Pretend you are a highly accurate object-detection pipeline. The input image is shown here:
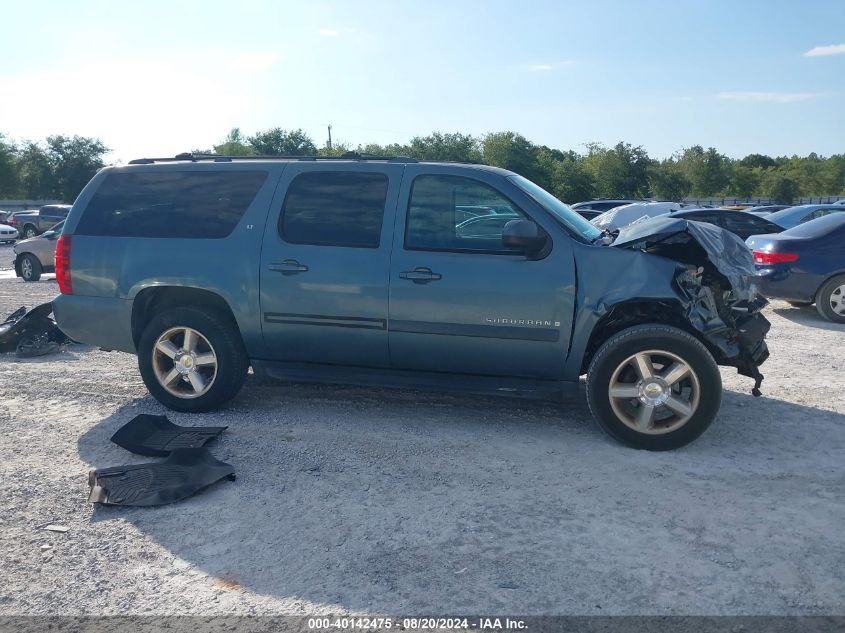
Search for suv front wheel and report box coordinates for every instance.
[586,324,722,450]
[138,307,249,412]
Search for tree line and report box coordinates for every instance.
[0,134,109,202]
[2,128,843,205]
[203,128,845,204]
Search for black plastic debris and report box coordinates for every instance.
[88,448,235,506]
[0,302,71,357]
[111,414,228,457]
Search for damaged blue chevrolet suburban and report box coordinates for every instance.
[53,154,770,450]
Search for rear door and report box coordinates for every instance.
[387,165,575,379]
[258,163,403,367]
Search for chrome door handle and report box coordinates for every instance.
[399,267,442,284]
[269,259,309,275]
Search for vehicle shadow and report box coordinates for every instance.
[771,303,845,332]
[76,380,845,613]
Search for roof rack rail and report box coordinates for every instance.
[128,152,419,165]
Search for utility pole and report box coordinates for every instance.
[327,124,332,151]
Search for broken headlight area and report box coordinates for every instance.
[613,217,771,395]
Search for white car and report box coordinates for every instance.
[833,199,845,206]
[590,202,683,232]
[0,223,19,243]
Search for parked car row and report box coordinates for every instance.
[747,214,845,323]
[4,204,71,239]
[0,223,18,243]
[13,220,65,281]
[571,198,845,324]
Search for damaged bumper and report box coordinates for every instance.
[0,302,71,357]
[612,216,771,394]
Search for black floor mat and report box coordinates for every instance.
[88,448,235,506]
[110,414,227,457]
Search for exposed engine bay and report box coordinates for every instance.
[610,216,770,395]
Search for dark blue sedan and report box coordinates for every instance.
[746,213,845,322]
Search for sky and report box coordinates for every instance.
[1,0,843,163]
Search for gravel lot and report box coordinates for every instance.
[1,242,844,616]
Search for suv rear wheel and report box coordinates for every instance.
[137,307,249,412]
[586,325,722,450]
[22,224,37,239]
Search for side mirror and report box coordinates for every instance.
[502,219,548,257]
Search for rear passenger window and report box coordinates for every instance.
[76,170,268,238]
[280,172,388,248]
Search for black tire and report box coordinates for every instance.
[19,254,42,282]
[137,307,249,412]
[815,275,845,323]
[22,225,37,239]
[787,300,812,307]
[586,324,722,451]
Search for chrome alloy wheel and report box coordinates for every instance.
[829,283,845,316]
[152,326,218,399]
[608,350,701,435]
[20,257,33,279]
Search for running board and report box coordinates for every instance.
[251,359,578,400]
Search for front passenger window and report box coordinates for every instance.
[405,175,526,253]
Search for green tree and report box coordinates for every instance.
[46,135,108,201]
[482,132,541,181]
[649,160,692,201]
[408,132,481,162]
[584,142,652,198]
[739,153,776,170]
[762,170,800,204]
[677,146,731,197]
[0,134,19,197]
[535,147,594,202]
[17,141,58,199]
[248,128,317,155]
[214,128,254,156]
[728,165,761,198]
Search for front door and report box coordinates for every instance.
[259,163,403,367]
[388,166,575,379]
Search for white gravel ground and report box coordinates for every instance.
[0,242,844,616]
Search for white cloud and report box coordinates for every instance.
[803,43,845,57]
[522,60,575,72]
[717,91,824,103]
[226,51,280,73]
[318,28,339,37]
[0,53,273,161]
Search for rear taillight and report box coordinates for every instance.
[752,250,799,265]
[8,217,16,226]
[55,234,73,294]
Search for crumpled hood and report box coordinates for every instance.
[612,216,757,300]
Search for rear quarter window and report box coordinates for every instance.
[75,170,268,238]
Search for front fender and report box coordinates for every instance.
[565,245,681,377]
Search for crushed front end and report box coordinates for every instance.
[612,217,770,395]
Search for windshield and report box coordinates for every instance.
[764,205,809,222]
[782,213,845,238]
[508,175,602,242]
